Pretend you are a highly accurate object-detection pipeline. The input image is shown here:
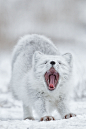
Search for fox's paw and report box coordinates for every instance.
[63,113,76,119]
[40,116,55,121]
[24,117,35,120]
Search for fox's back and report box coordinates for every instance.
[12,34,60,72]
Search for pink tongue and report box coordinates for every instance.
[49,75,55,88]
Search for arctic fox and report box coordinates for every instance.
[11,34,76,121]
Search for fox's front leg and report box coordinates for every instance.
[23,105,35,120]
[35,98,55,121]
[57,100,76,119]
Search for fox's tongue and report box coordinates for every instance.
[49,75,55,89]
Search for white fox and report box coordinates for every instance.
[11,34,76,121]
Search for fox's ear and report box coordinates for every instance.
[33,51,44,64]
[63,53,72,66]
[34,51,44,59]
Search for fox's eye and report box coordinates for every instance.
[45,61,47,64]
[59,62,61,64]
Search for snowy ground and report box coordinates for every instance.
[0,115,86,129]
[0,54,86,129]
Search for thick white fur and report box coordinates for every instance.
[11,34,74,120]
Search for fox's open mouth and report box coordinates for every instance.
[44,67,59,91]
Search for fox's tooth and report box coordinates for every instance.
[48,79,49,84]
[55,79,57,84]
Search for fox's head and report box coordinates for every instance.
[32,51,72,91]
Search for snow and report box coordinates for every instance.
[0,115,86,129]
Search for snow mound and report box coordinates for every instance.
[0,115,86,129]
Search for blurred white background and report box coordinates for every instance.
[0,0,86,120]
[0,0,86,52]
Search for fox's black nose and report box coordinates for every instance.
[50,61,55,65]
